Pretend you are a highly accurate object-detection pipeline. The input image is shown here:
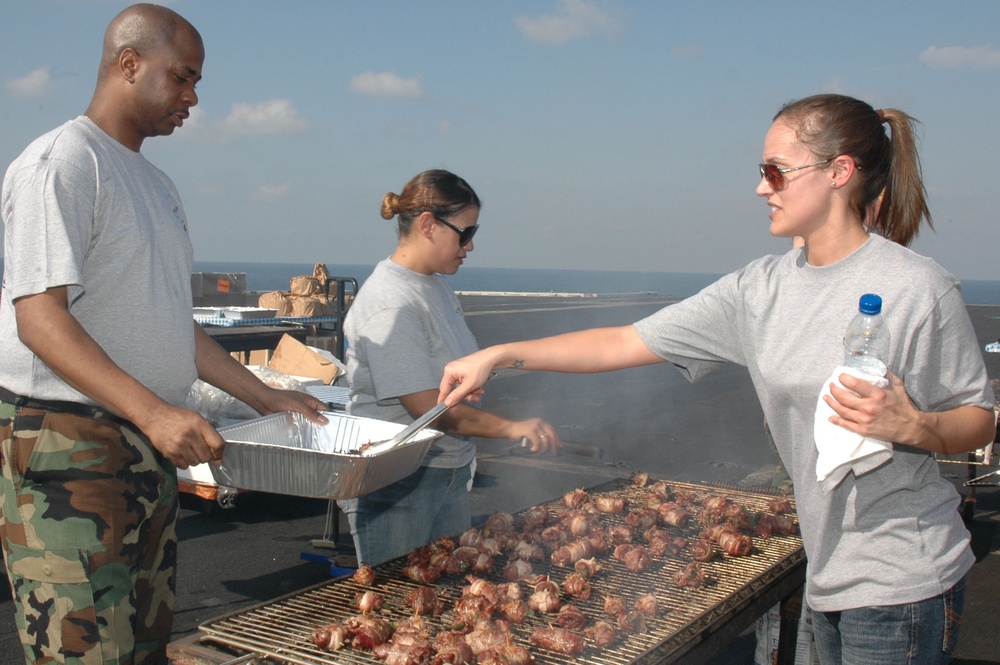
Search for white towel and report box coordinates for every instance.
[814,365,893,492]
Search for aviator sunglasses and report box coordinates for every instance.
[435,216,479,247]
[758,158,833,191]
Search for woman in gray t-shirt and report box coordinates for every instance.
[340,169,560,566]
[437,96,995,665]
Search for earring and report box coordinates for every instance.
[831,180,837,188]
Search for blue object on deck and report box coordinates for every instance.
[300,551,355,578]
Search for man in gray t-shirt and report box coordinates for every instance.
[0,6,324,663]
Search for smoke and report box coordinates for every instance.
[463,295,774,490]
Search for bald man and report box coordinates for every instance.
[0,5,325,663]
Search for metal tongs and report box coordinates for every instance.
[361,401,450,456]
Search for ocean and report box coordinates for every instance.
[193,261,727,299]
[190,260,1000,306]
[1,257,998,304]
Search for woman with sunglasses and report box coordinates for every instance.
[338,169,560,566]
[438,95,994,664]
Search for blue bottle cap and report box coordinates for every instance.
[858,293,882,315]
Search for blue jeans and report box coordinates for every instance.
[339,463,472,565]
[811,577,966,665]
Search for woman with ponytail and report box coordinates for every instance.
[439,95,994,664]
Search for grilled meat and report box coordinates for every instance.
[528,627,585,656]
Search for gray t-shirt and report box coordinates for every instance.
[344,258,479,468]
[0,117,197,407]
[634,235,993,612]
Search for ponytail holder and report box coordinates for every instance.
[875,109,886,123]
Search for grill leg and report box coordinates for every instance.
[777,586,804,665]
[962,451,978,521]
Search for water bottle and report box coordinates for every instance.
[843,293,890,377]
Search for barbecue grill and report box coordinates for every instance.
[171,478,804,665]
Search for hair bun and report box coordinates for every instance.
[380,192,400,220]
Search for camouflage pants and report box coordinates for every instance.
[0,399,178,665]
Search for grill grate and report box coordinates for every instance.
[198,478,803,665]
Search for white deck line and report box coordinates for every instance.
[455,290,597,298]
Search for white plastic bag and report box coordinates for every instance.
[185,366,310,427]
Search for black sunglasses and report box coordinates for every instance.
[758,158,833,191]
[434,216,479,247]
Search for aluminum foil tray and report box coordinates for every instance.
[193,306,278,320]
[211,411,440,500]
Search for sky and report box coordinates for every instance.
[2,1,999,280]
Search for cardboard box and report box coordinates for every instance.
[244,365,325,387]
[267,334,345,385]
[243,349,271,366]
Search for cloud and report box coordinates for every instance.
[220,99,308,135]
[182,106,206,131]
[6,66,54,98]
[515,0,623,45]
[350,71,423,99]
[919,45,1000,70]
[252,182,292,202]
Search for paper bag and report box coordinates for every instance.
[257,290,292,316]
[289,276,320,296]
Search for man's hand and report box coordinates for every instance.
[257,387,329,424]
[139,388,328,469]
[138,403,227,469]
